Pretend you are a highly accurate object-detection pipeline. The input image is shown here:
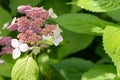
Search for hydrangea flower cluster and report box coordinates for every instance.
[0,5,63,59]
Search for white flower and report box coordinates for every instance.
[42,25,63,46]
[53,26,63,46]
[11,39,29,59]
[0,59,4,64]
[53,35,63,46]
[48,8,58,18]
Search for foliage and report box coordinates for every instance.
[0,0,120,80]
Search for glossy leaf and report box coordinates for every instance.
[77,0,120,12]
[81,65,116,80]
[11,56,39,80]
[52,58,95,80]
[55,13,108,36]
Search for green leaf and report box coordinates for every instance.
[76,0,120,12]
[107,9,120,22]
[95,43,107,58]
[70,5,81,13]
[97,56,112,64]
[43,0,71,16]
[55,13,107,36]
[57,28,94,59]
[10,0,42,16]
[0,7,12,36]
[0,62,13,77]
[37,54,50,75]
[81,65,116,80]
[103,25,120,77]
[0,76,4,80]
[52,58,95,80]
[37,53,58,75]
[11,56,39,80]
[69,0,82,13]
[1,54,16,64]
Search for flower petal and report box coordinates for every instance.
[11,39,19,48]
[50,13,58,18]
[0,59,5,64]
[12,48,21,59]
[54,25,62,37]
[53,35,63,46]
[48,8,58,18]
[19,43,29,52]
[11,17,16,25]
[42,35,52,41]
[3,22,9,29]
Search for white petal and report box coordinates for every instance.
[48,8,53,15]
[50,13,58,18]
[53,39,59,46]
[19,43,29,52]
[0,59,5,64]
[11,39,20,48]
[48,8,57,18]
[2,22,9,29]
[11,17,16,25]
[58,35,63,42]
[54,26,62,37]
[53,36,63,46]
[12,48,21,59]
[42,35,52,41]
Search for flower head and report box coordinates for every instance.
[11,39,29,59]
[6,5,63,59]
[0,37,13,55]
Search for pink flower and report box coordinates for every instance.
[0,37,13,54]
[17,30,41,44]
[17,5,32,13]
